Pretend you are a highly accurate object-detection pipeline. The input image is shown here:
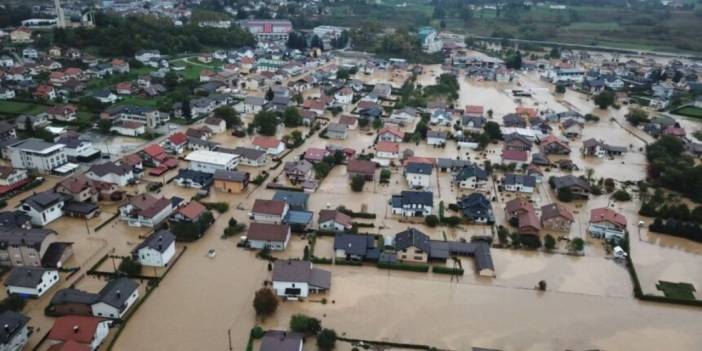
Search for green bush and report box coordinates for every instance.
[317,329,337,351]
[337,206,376,219]
[202,202,229,213]
[250,326,265,339]
[425,215,439,227]
[612,190,632,202]
[432,266,464,275]
[118,257,142,276]
[290,314,322,335]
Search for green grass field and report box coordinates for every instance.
[0,101,49,116]
[671,106,702,119]
[115,96,162,108]
[656,281,697,300]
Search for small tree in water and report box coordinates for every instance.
[253,288,278,317]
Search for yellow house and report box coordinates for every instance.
[213,169,249,194]
[10,27,32,43]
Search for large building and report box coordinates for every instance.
[185,150,239,174]
[8,138,68,173]
[418,26,442,53]
[241,20,292,44]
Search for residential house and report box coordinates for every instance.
[252,136,285,156]
[391,191,433,217]
[110,121,145,137]
[387,107,417,124]
[93,90,117,104]
[33,85,56,100]
[85,162,134,187]
[504,197,534,221]
[303,148,328,164]
[503,173,536,193]
[47,316,111,351]
[539,135,571,155]
[132,230,176,267]
[247,223,291,251]
[326,123,348,140]
[503,133,532,152]
[119,194,175,227]
[461,115,486,132]
[561,118,584,139]
[551,175,591,198]
[541,203,574,232]
[251,199,289,224]
[4,266,59,298]
[0,311,29,351]
[318,210,352,232]
[0,166,29,196]
[174,169,213,189]
[0,226,57,267]
[271,260,331,299]
[501,150,529,167]
[56,135,101,162]
[55,175,100,203]
[164,132,188,155]
[457,193,494,224]
[227,147,268,167]
[18,191,65,226]
[589,207,627,240]
[378,128,405,144]
[430,109,452,126]
[375,142,400,159]
[503,114,526,128]
[346,159,376,180]
[212,170,249,193]
[90,277,139,319]
[10,27,32,43]
[454,163,487,190]
[426,130,448,146]
[338,115,358,130]
[283,160,313,183]
[517,209,541,234]
[404,162,432,189]
[334,233,379,261]
[203,117,226,133]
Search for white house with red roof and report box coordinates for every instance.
[252,136,285,156]
[163,132,188,154]
[377,127,404,143]
[375,141,400,159]
[589,207,627,240]
[501,149,529,167]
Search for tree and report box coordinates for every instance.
[538,280,547,291]
[483,121,502,140]
[214,106,241,128]
[98,119,112,134]
[593,91,615,109]
[585,168,595,182]
[290,314,322,336]
[555,85,566,94]
[164,71,179,89]
[569,238,585,253]
[372,118,383,129]
[265,87,274,101]
[118,257,142,276]
[438,201,445,221]
[310,34,324,50]
[549,46,561,59]
[544,234,556,251]
[314,162,332,179]
[252,111,279,136]
[350,175,366,192]
[253,288,278,316]
[317,329,337,351]
[425,215,439,227]
[557,187,574,202]
[282,107,303,127]
[625,107,649,126]
[505,51,523,69]
[612,190,632,202]
[182,99,192,120]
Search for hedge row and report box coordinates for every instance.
[311,257,333,264]
[335,259,362,266]
[338,207,377,219]
[432,266,464,275]
[376,262,429,272]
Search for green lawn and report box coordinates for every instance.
[86,66,155,91]
[115,96,162,108]
[0,101,49,116]
[656,281,697,300]
[671,106,702,119]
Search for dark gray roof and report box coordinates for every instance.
[0,227,54,249]
[213,169,249,182]
[458,193,494,221]
[272,260,331,289]
[405,162,433,175]
[41,242,73,268]
[62,200,99,216]
[455,164,487,181]
[132,230,175,254]
[88,162,131,177]
[334,233,377,258]
[436,158,471,170]
[4,266,54,288]
[426,130,447,139]
[395,191,433,207]
[394,228,431,252]
[552,175,591,191]
[531,153,550,166]
[21,191,64,211]
[0,311,29,344]
[97,278,138,311]
[273,190,309,211]
[9,138,56,152]
[0,211,31,229]
[50,288,99,306]
[504,173,536,187]
[260,331,304,351]
[231,146,266,160]
[175,169,213,186]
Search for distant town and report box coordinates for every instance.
[0,1,702,351]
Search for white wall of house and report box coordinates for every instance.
[405,173,431,189]
[6,270,59,297]
[319,220,345,232]
[0,325,29,351]
[392,205,433,217]
[458,177,487,190]
[272,280,309,298]
[91,289,139,319]
[20,202,63,226]
[504,184,534,193]
[135,243,175,267]
[85,171,133,187]
[252,211,286,224]
[248,237,289,251]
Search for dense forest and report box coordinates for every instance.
[52,13,256,57]
[646,136,702,202]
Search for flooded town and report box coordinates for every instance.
[1,1,702,351]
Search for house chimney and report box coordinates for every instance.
[3,324,9,331]
[73,325,79,333]
[116,290,121,298]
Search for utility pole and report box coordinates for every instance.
[227,329,232,350]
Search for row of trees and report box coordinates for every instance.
[53,13,255,57]
[646,136,702,202]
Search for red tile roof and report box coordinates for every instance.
[168,132,188,145]
[143,144,165,158]
[247,222,290,242]
[501,150,528,162]
[318,209,352,228]
[346,159,376,175]
[590,207,627,228]
[252,199,287,216]
[48,316,107,345]
[48,340,91,351]
[252,136,282,149]
[465,105,484,115]
[376,141,399,153]
[378,127,404,139]
[177,201,206,221]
